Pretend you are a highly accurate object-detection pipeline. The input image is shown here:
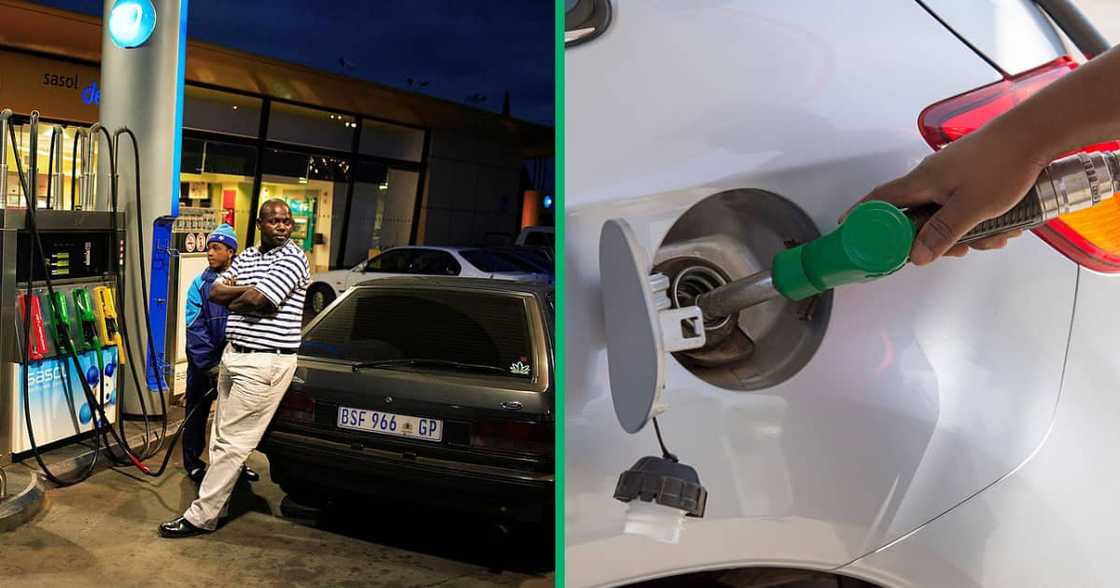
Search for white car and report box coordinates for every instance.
[517,225,555,248]
[305,246,550,315]
[565,1,1120,587]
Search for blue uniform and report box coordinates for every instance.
[183,267,229,474]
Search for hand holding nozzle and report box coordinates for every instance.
[695,149,1120,321]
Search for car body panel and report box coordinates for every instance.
[921,0,1065,74]
[841,267,1120,587]
[564,1,1079,585]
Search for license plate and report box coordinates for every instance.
[337,406,443,442]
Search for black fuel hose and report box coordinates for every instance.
[10,116,151,479]
[10,118,210,482]
[11,114,101,485]
[115,127,170,456]
[92,125,158,462]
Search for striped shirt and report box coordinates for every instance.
[221,240,309,350]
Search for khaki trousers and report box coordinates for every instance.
[183,344,297,530]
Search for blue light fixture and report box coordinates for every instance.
[543,194,554,209]
[109,0,157,49]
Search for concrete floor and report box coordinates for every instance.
[0,441,551,587]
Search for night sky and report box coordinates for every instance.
[33,0,555,126]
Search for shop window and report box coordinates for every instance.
[179,137,258,247]
[5,122,94,210]
[181,138,256,177]
[183,86,262,138]
[359,119,424,162]
[338,161,419,268]
[267,102,355,152]
[261,149,351,272]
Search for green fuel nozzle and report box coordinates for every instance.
[49,291,76,350]
[73,288,100,350]
[773,200,914,301]
[694,148,1120,322]
[694,200,914,318]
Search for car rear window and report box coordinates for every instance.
[302,288,535,379]
[460,249,532,274]
[523,232,553,247]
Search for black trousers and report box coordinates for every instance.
[182,364,217,473]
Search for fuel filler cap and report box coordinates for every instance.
[599,218,706,434]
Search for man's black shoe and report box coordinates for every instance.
[187,466,206,484]
[158,516,212,538]
[241,465,260,482]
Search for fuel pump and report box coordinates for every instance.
[0,110,222,487]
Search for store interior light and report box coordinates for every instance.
[108,0,157,49]
[543,195,553,209]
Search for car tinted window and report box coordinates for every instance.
[365,249,412,273]
[493,249,551,273]
[461,249,532,273]
[524,232,554,247]
[303,289,535,379]
[410,251,461,275]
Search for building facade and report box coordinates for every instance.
[0,0,552,272]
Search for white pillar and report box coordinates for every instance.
[98,0,188,415]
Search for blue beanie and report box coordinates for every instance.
[207,223,238,252]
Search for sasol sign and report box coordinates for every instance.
[39,72,101,106]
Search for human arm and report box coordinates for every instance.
[860,46,1120,265]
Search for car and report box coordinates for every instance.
[304,245,551,316]
[261,277,555,527]
[485,245,555,277]
[565,1,1120,587]
[516,226,554,249]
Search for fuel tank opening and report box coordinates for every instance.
[653,189,832,391]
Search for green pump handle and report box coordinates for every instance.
[772,200,918,301]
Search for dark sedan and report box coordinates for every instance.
[260,277,554,524]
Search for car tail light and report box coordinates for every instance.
[918,56,1120,272]
[471,419,553,454]
[276,388,315,423]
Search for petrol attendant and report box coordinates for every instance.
[181,223,259,485]
[159,199,309,538]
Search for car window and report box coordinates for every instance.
[461,249,534,273]
[409,250,461,276]
[364,249,413,273]
[493,250,551,273]
[303,289,535,379]
[524,232,554,247]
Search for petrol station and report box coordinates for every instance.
[0,0,547,529]
[0,6,202,528]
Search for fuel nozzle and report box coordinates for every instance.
[18,293,49,361]
[93,286,123,352]
[694,149,1120,322]
[73,288,100,351]
[49,291,78,351]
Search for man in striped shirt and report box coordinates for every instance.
[160,198,309,538]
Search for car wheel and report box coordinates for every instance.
[305,284,335,317]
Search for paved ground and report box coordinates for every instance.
[0,435,551,587]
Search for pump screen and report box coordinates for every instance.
[17,232,115,282]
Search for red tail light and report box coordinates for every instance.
[277,388,315,423]
[918,56,1120,272]
[471,419,553,454]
